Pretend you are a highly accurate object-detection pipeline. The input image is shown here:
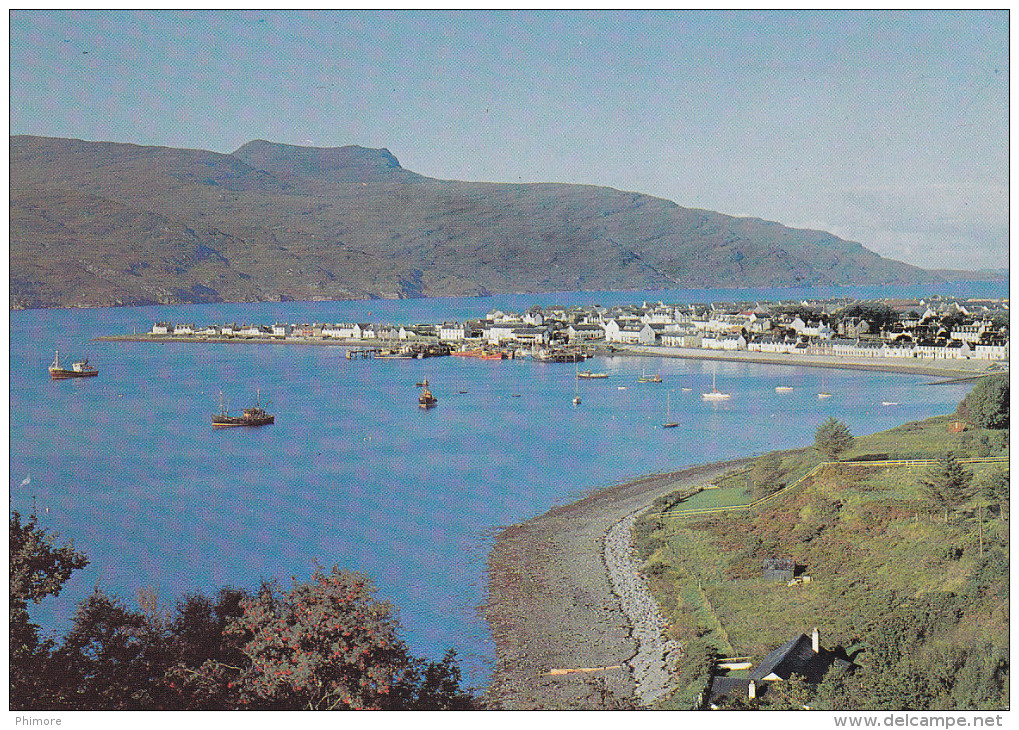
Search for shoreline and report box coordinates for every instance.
[482,458,752,709]
[605,344,1003,379]
[94,335,1003,379]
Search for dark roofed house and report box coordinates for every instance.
[708,627,856,707]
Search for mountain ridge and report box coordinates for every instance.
[9,136,1002,310]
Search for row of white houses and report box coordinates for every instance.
[150,319,1008,361]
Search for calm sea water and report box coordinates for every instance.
[8,283,1004,686]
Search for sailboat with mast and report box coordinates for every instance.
[701,370,731,401]
[637,368,662,383]
[662,392,678,428]
[817,371,833,399]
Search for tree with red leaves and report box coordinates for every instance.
[176,566,479,710]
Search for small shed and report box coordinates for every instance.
[763,558,796,582]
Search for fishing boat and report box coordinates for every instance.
[48,351,98,379]
[662,392,679,428]
[637,369,662,383]
[418,380,438,409]
[702,371,731,401]
[577,370,609,379]
[212,391,274,427]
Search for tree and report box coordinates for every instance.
[11,539,480,710]
[840,303,897,330]
[10,509,89,708]
[957,374,1009,429]
[978,468,1009,521]
[750,452,784,498]
[396,649,481,710]
[918,453,973,522]
[814,418,855,460]
[765,673,815,710]
[181,566,481,710]
[52,589,171,710]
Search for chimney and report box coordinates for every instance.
[748,679,756,700]
[812,626,820,653]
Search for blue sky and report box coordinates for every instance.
[9,9,1009,271]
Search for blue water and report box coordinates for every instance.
[8,282,1003,687]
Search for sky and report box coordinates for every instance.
[9,9,1009,272]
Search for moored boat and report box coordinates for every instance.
[577,370,609,379]
[702,371,731,401]
[418,380,438,408]
[637,369,662,383]
[49,351,98,379]
[213,391,274,427]
[662,392,679,428]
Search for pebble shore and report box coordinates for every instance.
[483,458,752,709]
[604,510,683,705]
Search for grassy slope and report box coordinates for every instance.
[635,413,1009,709]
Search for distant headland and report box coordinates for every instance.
[10,136,1004,310]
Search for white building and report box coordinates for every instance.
[605,321,654,345]
[567,324,605,342]
[439,322,466,342]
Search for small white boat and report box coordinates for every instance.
[881,401,898,406]
[817,372,832,399]
[702,371,730,401]
[775,386,794,393]
[617,386,627,390]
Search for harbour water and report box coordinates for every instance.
[8,283,1004,686]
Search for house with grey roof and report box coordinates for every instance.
[707,628,855,707]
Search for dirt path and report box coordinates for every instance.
[483,458,752,709]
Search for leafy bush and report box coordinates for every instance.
[815,418,855,460]
[957,374,1009,429]
[9,512,480,711]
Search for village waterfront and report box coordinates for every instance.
[9,283,1006,687]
